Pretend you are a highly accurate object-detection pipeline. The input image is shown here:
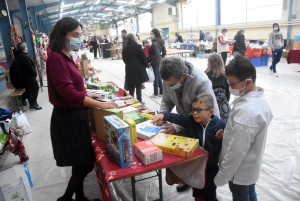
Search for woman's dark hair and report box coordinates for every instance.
[225,55,256,83]
[221,28,228,33]
[151,28,161,39]
[49,17,82,51]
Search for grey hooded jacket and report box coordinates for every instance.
[159,61,220,133]
[149,38,165,66]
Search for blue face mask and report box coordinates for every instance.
[65,36,82,51]
[150,35,154,39]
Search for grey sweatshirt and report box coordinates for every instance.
[149,38,165,66]
[268,30,283,50]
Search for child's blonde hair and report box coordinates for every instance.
[192,93,214,109]
[205,53,225,78]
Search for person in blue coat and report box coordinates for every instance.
[152,93,226,201]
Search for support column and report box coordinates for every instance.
[18,0,35,60]
[286,0,293,47]
[215,0,221,36]
[136,17,139,33]
[0,0,13,67]
[29,7,37,31]
[10,13,14,25]
[116,27,118,36]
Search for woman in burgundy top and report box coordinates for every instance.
[47,17,117,201]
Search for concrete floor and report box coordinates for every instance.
[0,50,299,201]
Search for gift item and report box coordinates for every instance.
[134,140,162,165]
[115,100,127,108]
[104,115,132,168]
[87,82,116,93]
[93,108,123,142]
[151,133,199,158]
[123,112,146,124]
[136,120,161,140]
[130,103,144,109]
[124,118,137,146]
[124,99,139,105]
[119,106,138,115]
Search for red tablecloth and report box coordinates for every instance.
[286,49,300,64]
[92,136,208,201]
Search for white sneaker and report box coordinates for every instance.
[150,94,158,98]
[273,72,279,77]
[268,69,273,75]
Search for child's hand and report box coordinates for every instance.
[151,114,164,126]
[216,129,224,139]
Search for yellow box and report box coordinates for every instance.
[151,133,199,158]
[124,118,137,146]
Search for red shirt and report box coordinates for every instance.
[46,51,86,108]
[143,45,150,57]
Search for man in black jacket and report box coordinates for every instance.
[175,32,183,43]
[15,42,42,110]
[9,61,28,106]
[233,29,246,56]
[90,37,99,59]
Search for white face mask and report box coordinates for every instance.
[229,81,246,96]
[274,27,278,31]
[169,82,182,90]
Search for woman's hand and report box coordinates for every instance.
[99,101,118,109]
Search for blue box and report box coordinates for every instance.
[261,55,269,66]
[104,115,132,168]
[251,57,262,67]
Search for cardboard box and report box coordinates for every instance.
[124,118,137,146]
[123,112,146,124]
[134,140,162,165]
[104,115,132,168]
[93,108,123,142]
[136,120,161,140]
[151,133,199,158]
[80,60,89,77]
[115,100,127,108]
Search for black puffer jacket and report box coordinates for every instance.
[233,31,246,55]
[15,50,37,81]
[9,60,25,88]
[122,39,149,85]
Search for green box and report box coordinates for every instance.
[123,112,146,124]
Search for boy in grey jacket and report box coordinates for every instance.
[268,22,283,77]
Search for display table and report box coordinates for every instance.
[286,49,300,65]
[106,48,122,60]
[166,49,193,60]
[92,137,208,201]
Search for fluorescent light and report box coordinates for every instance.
[96,13,105,16]
[158,0,166,2]
[142,5,151,8]
[61,1,64,6]
[61,12,69,15]
[78,19,80,21]
[74,1,85,5]
[60,8,63,12]
[62,3,72,8]
[95,0,100,4]
[89,6,93,11]
[93,17,101,20]
[71,10,79,13]
[116,0,127,3]
[59,14,62,17]
[118,6,124,9]
[104,8,114,10]
[84,13,87,16]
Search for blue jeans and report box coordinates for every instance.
[270,47,283,73]
[152,63,163,96]
[229,182,257,201]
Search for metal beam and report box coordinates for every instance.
[286,0,293,47]
[0,0,13,67]
[215,0,221,36]
[29,7,37,31]
[19,0,35,60]
[10,2,61,14]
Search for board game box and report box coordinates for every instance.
[134,140,163,165]
[136,120,162,140]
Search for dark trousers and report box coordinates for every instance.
[152,63,163,96]
[93,48,98,58]
[193,165,218,201]
[221,52,227,65]
[229,182,257,201]
[24,78,39,106]
[128,83,142,102]
[270,48,283,73]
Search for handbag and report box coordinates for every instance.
[147,67,155,83]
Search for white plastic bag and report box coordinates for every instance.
[10,112,32,134]
[0,163,33,201]
[147,67,155,83]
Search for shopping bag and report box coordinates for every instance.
[147,67,155,83]
[0,163,33,201]
[10,112,32,134]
